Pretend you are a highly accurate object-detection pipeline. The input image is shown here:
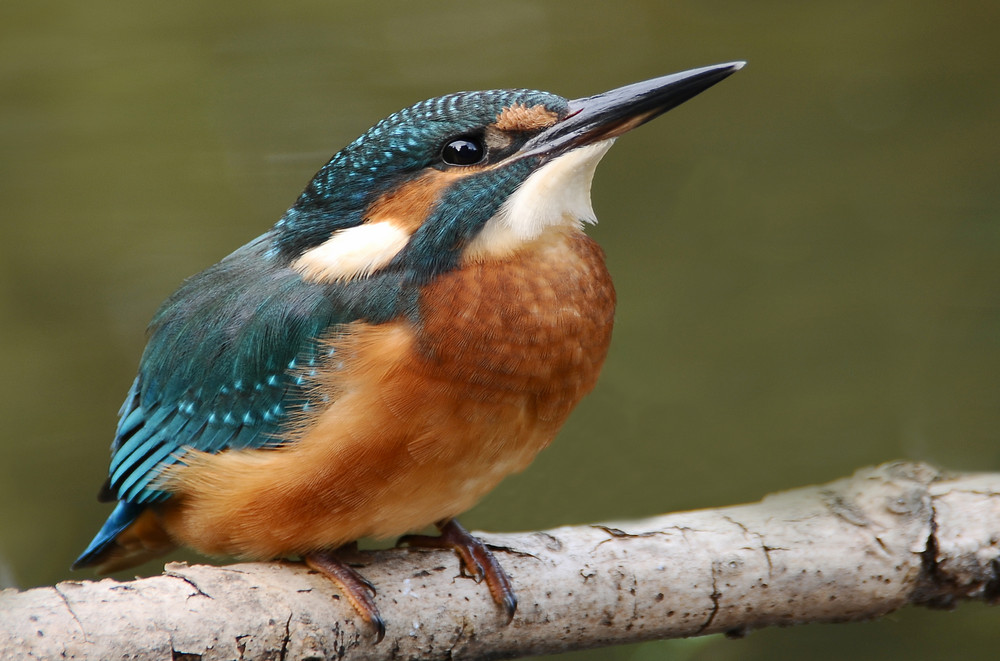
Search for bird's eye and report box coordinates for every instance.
[441,137,485,166]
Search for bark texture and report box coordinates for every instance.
[2,461,998,660]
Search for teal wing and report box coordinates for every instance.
[74,233,418,569]
[104,236,344,506]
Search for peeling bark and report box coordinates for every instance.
[2,462,998,660]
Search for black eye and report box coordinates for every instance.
[441,137,485,166]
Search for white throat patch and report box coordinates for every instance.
[465,139,615,260]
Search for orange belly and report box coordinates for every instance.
[159,227,615,559]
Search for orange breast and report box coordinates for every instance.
[160,227,615,559]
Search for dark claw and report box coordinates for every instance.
[356,572,378,596]
[305,549,385,643]
[499,590,518,623]
[370,613,386,644]
[399,518,518,622]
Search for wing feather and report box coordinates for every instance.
[104,235,344,505]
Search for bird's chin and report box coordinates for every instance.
[463,139,616,262]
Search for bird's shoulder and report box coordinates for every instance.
[105,235,366,503]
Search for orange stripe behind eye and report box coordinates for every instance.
[365,169,466,232]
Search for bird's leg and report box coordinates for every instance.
[305,544,385,643]
[399,518,517,621]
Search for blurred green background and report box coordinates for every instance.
[2,0,997,658]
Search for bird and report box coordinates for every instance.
[73,61,744,640]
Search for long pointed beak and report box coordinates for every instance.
[520,61,745,158]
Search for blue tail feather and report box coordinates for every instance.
[71,501,144,570]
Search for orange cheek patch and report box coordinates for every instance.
[365,169,466,232]
[493,103,559,132]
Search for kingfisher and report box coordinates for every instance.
[73,62,744,639]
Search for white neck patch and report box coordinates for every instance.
[292,220,410,283]
[465,139,615,260]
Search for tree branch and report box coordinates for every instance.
[3,461,998,660]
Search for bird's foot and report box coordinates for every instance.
[305,547,385,643]
[399,518,517,621]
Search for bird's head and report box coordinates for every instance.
[272,62,744,285]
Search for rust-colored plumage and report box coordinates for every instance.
[158,227,614,559]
